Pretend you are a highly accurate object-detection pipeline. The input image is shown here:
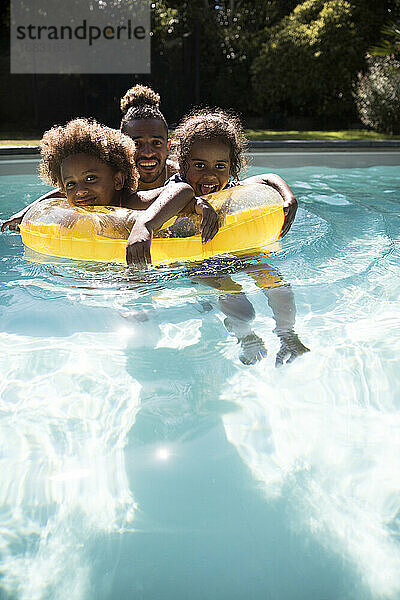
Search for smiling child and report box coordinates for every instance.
[170,108,297,237]
[38,118,217,265]
[166,108,308,366]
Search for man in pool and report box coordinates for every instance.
[1,85,298,237]
[119,84,178,190]
[1,90,308,366]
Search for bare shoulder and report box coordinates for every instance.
[166,158,179,178]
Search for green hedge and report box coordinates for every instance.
[354,55,400,134]
[251,0,370,123]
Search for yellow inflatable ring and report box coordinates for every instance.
[20,183,284,265]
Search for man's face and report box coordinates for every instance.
[123,118,170,189]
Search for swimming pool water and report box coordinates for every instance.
[0,156,400,600]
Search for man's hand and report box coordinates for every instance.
[195,198,219,243]
[1,188,64,234]
[126,218,153,268]
[1,215,23,233]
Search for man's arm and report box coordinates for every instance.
[241,173,298,238]
[1,188,64,232]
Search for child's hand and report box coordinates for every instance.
[240,173,298,238]
[195,198,219,243]
[280,193,298,239]
[126,218,153,268]
[1,214,23,233]
[275,330,310,367]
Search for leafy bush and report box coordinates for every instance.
[251,0,371,123]
[354,55,400,134]
[369,21,400,57]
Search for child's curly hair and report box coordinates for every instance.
[39,118,138,191]
[172,108,247,181]
[120,84,168,133]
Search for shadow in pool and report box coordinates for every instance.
[85,319,362,600]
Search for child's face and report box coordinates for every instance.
[184,140,231,196]
[123,118,170,187]
[60,154,124,207]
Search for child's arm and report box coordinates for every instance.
[241,173,298,238]
[126,184,218,250]
[126,182,217,266]
[185,196,219,244]
[1,188,64,233]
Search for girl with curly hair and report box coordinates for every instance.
[167,108,307,366]
[3,118,218,266]
[169,107,297,237]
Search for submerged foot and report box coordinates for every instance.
[238,333,268,365]
[275,330,310,367]
[121,309,149,323]
[195,300,214,313]
[224,317,267,365]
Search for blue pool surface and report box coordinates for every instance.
[0,152,400,600]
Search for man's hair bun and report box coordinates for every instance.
[120,85,160,115]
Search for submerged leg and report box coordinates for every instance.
[247,265,310,366]
[196,274,267,365]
